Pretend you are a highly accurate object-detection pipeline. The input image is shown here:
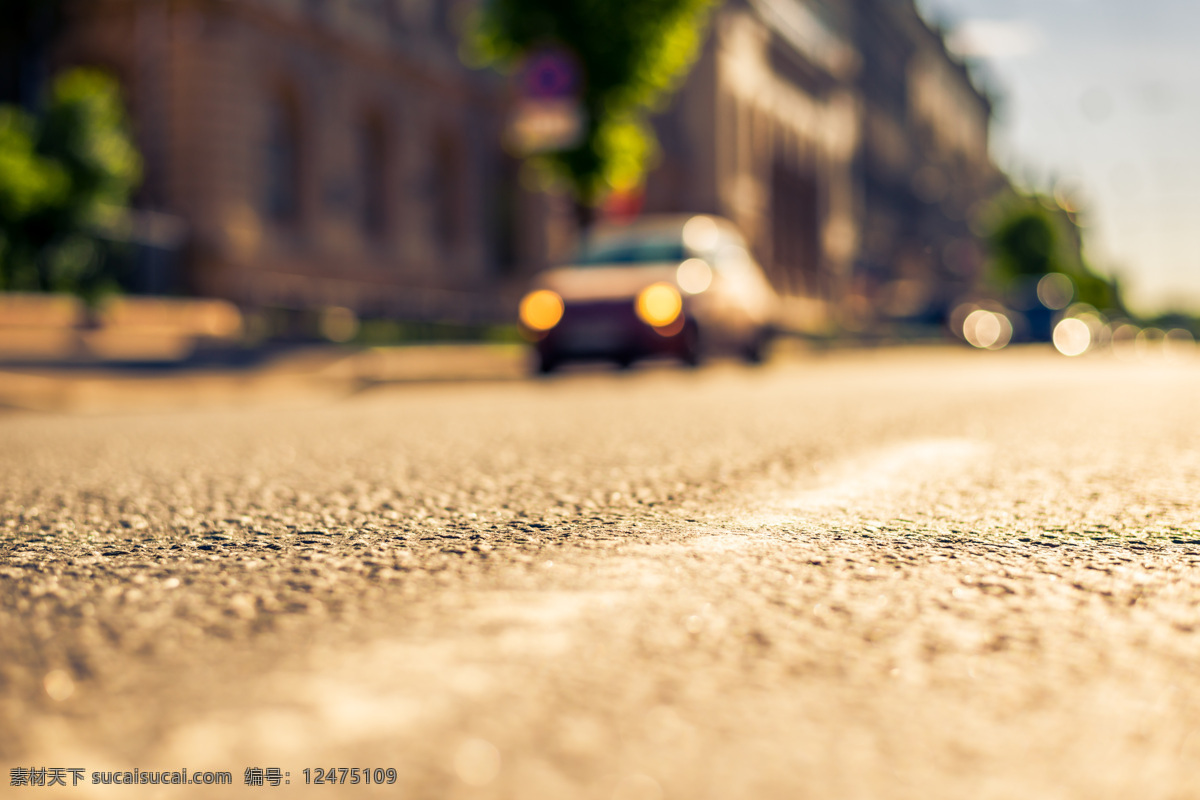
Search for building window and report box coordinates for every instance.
[263,91,301,224]
[359,114,387,239]
[770,162,821,296]
[432,130,463,253]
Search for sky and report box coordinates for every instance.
[915,0,1200,316]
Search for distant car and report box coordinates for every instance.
[518,215,778,373]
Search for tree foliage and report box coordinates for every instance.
[467,0,717,206]
[985,193,1119,312]
[0,68,141,299]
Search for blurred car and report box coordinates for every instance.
[518,214,778,373]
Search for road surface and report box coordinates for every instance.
[2,347,1199,799]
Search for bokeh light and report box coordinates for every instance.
[1135,327,1165,360]
[635,283,683,328]
[1053,317,1092,356]
[1111,323,1140,361]
[1036,273,1074,310]
[963,309,1012,350]
[1075,311,1108,347]
[676,258,713,295]
[681,215,719,252]
[1164,328,1197,360]
[319,306,359,343]
[519,290,565,332]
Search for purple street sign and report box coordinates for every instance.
[522,48,580,99]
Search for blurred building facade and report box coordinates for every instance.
[54,0,541,327]
[643,0,998,330]
[849,0,997,327]
[49,0,997,331]
[643,0,860,329]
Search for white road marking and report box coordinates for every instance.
[782,437,988,511]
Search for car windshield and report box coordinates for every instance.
[571,236,687,266]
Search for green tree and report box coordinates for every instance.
[990,207,1058,279]
[985,193,1120,313]
[467,0,717,216]
[0,68,141,300]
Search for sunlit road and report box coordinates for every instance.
[3,348,1200,799]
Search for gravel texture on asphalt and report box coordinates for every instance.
[2,348,1199,799]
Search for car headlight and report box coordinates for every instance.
[676,258,712,295]
[635,283,683,328]
[519,289,564,331]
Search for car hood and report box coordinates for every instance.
[535,264,681,302]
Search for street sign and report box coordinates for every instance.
[508,47,585,154]
[522,48,580,99]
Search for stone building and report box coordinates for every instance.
[642,0,862,329]
[643,0,997,330]
[53,0,536,326]
[848,0,998,326]
[43,0,997,332]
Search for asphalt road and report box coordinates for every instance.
[3,347,1200,799]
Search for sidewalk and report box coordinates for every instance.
[0,344,530,415]
[0,335,942,415]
